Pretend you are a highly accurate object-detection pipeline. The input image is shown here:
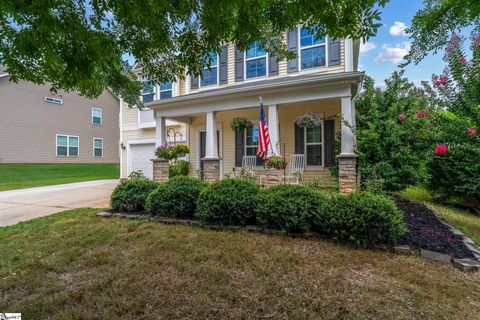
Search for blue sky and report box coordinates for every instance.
[359,0,446,87]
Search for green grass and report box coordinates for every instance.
[0,163,119,191]
[400,185,480,244]
[1,209,480,319]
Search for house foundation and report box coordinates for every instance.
[337,155,358,194]
[202,158,221,183]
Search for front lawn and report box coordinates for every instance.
[0,163,119,191]
[400,185,480,244]
[1,209,479,319]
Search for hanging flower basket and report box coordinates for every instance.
[230,117,253,132]
[296,113,322,128]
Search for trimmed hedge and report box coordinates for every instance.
[145,176,206,218]
[256,184,331,234]
[195,179,259,226]
[313,192,406,246]
[110,178,158,213]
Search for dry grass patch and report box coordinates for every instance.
[1,208,480,319]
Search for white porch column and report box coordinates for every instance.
[340,97,356,156]
[155,114,167,148]
[267,105,279,156]
[205,111,219,159]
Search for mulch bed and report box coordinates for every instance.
[396,199,474,259]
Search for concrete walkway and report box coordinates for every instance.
[0,179,118,227]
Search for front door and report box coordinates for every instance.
[199,130,220,170]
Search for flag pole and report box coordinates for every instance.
[259,96,277,157]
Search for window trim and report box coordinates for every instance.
[93,138,104,157]
[244,123,264,167]
[200,52,220,88]
[158,82,174,99]
[298,26,329,72]
[141,79,156,103]
[92,107,102,125]
[244,42,269,80]
[56,134,79,157]
[304,120,325,167]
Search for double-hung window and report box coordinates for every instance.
[56,135,79,157]
[93,138,103,157]
[305,124,323,166]
[245,125,263,166]
[92,107,102,125]
[299,27,327,70]
[159,82,173,99]
[245,42,267,79]
[142,80,155,103]
[201,52,218,87]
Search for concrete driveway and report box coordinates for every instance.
[0,179,118,227]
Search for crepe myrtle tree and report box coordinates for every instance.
[0,0,387,107]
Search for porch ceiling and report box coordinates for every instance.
[148,71,363,117]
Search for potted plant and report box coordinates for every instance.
[230,117,253,132]
[296,113,322,128]
[155,144,175,160]
[265,155,288,169]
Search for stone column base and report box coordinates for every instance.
[263,168,283,187]
[337,154,358,194]
[202,158,221,183]
[151,158,169,183]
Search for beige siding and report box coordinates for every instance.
[0,77,119,163]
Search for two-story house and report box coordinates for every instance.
[121,27,362,193]
[0,65,120,164]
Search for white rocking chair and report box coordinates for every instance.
[286,154,306,184]
[241,155,257,170]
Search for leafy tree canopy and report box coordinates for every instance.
[405,0,480,65]
[0,0,387,107]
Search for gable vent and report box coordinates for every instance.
[45,97,63,105]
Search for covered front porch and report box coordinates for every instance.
[148,72,362,193]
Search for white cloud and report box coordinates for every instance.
[389,21,408,36]
[360,42,376,54]
[374,42,411,64]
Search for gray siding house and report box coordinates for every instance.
[0,67,120,164]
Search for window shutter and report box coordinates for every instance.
[329,38,341,66]
[191,75,199,90]
[294,123,304,154]
[287,29,298,73]
[219,45,228,84]
[324,119,335,166]
[268,54,279,76]
[235,130,245,167]
[234,48,244,82]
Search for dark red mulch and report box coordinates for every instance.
[396,199,474,259]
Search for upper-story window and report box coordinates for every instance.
[92,107,102,125]
[142,80,155,103]
[201,52,218,87]
[159,82,173,99]
[245,42,267,79]
[299,27,327,70]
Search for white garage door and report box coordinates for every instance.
[130,143,155,179]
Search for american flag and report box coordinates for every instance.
[257,100,270,159]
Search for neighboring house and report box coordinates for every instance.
[0,66,120,164]
[122,27,362,193]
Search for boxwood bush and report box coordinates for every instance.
[145,176,206,218]
[110,178,158,213]
[255,184,331,234]
[313,192,406,246]
[195,179,259,226]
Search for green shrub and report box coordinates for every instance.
[313,192,406,246]
[169,160,190,178]
[110,178,158,212]
[145,176,206,218]
[195,179,259,226]
[256,184,331,234]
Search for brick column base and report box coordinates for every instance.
[151,158,169,183]
[263,168,283,187]
[337,155,358,194]
[202,158,221,183]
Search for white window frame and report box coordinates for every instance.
[304,120,324,167]
[158,82,174,99]
[141,79,156,103]
[92,107,102,125]
[244,123,259,157]
[244,42,268,80]
[93,138,103,157]
[200,52,219,88]
[298,26,328,72]
[56,134,79,157]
